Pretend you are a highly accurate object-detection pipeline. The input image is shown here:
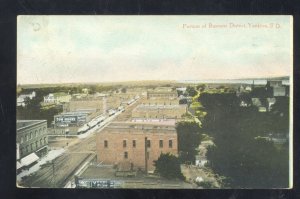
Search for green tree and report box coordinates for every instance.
[177,90,184,97]
[154,153,185,180]
[186,86,197,97]
[179,98,188,104]
[176,121,202,163]
[199,92,289,188]
[121,87,127,93]
[196,181,215,188]
[206,137,289,188]
[270,97,289,134]
[196,84,206,92]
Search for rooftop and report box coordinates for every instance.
[56,111,92,116]
[105,121,176,131]
[17,120,47,130]
[134,104,185,111]
[131,119,176,126]
[147,87,177,93]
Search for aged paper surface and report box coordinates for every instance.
[16,16,292,189]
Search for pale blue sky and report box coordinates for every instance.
[17,16,292,84]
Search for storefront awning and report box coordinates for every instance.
[20,153,39,167]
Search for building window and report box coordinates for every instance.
[20,136,23,143]
[159,140,163,148]
[25,134,28,141]
[123,140,127,148]
[124,152,128,159]
[36,141,38,148]
[31,143,34,151]
[40,139,43,145]
[104,140,108,148]
[34,130,37,137]
[39,129,42,135]
[169,140,173,148]
[147,140,151,148]
[132,140,136,148]
[44,137,47,144]
[20,148,24,156]
[26,145,29,153]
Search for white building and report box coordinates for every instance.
[273,86,286,97]
[17,91,36,107]
[176,87,187,92]
[44,93,71,104]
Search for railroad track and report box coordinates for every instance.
[20,135,97,188]
[19,100,143,188]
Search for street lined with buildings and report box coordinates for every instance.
[16,78,290,188]
[17,105,128,186]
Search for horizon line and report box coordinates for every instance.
[17,75,290,86]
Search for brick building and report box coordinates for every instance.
[141,98,179,105]
[65,95,121,113]
[147,87,178,99]
[17,120,48,170]
[96,121,178,172]
[132,104,187,119]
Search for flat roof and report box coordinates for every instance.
[131,119,176,126]
[56,111,91,116]
[17,120,47,130]
[105,121,176,131]
[133,104,185,111]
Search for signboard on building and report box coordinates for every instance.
[55,116,78,124]
[75,176,123,188]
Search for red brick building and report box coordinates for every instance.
[96,121,178,172]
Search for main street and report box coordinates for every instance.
[18,99,142,188]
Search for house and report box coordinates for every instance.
[82,88,89,94]
[251,98,262,107]
[44,92,72,104]
[245,86,252,91]
[17,91,36,107]
[273,86,286,97]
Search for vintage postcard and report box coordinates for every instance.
[16,15,293,189]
